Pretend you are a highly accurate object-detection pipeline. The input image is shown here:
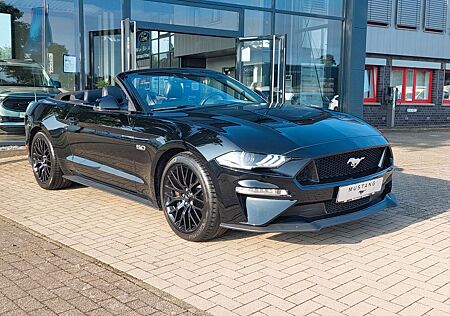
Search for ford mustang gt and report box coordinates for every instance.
[25,68,397,241]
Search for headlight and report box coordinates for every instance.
[216,152,288,170]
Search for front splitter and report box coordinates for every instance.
[220,193,398,233]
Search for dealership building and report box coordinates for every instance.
[2,0,450,128]
[364,0,450,127]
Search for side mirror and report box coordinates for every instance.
[94,95,121,111]
[52,80,62,89]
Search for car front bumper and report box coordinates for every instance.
[211,142,397,233]
[220,192,397,232]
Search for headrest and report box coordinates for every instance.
[84,89,102,103]
[54,92,72,101]
[165,81,183,99]
[70,91,84,101]
[102,85,125,103]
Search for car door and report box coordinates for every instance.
[129,112,179,198]
[65,102,140,193]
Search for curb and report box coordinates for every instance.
[380,127,450,132]
[0,149,27,159]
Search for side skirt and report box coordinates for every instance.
[63,175,159,209]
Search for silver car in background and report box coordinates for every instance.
[0,59,61,133]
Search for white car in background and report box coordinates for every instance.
[0,59,61,133]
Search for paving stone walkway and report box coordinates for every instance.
[1,130,450,315]
[0,216,207,316]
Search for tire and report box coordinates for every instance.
[160,152,227,241]
[31,131,72,190]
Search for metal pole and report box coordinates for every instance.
[270,35,276,104]
[42,0,47,69]
[121,19,128,72]
[390,87,398,128]
[78,0,86,90]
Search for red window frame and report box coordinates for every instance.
[364,66,378,103]
[443,70,450,105]
[392,67,433,104]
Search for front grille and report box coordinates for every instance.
[325,197,371,214]
[298,147,389,185]
[2,97,35,112]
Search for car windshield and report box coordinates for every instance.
[126,72,266,110]
[0,64,53,87]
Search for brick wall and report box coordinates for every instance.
[363,65,450,128]
[392,105,450,127]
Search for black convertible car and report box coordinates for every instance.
[25,68,397,241]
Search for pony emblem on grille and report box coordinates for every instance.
[347,157,365,169]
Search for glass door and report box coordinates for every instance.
[89,29,121,88]
[236,35,286,104]
[122,21,182,72]
[123,20,238,73]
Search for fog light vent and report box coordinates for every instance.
[235,187,290,197]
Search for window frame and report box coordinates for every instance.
[364,65,378,103]
[443,70,450,105]
[391,67,433,104]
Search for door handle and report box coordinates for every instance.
[67,117,79,125]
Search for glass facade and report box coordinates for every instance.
[136,30,180,69]
[276,0,344,17]
[84,0,121,88]
[276,14,342,106]
[244,10,272,37]
[0,0,78,91]
[1,0,349,110]
[131,1,240,32]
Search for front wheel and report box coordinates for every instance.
[160,152,227,241]
[31,131,72,190]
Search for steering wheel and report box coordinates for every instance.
[145,92,158,106]
[200,93,225,106]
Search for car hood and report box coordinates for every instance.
[178,104,384,156]
[0,86,59,97]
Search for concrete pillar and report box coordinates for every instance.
[340,0,369,118]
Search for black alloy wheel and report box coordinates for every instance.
[31,131,72,190]
[163,163,204,233]
[161,152,227,241]
[32,136,52,183]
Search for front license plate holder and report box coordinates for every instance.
[336,177,383,203]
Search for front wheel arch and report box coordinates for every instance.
[153,147,186,208]
[152,142,218,208]
[27,126,43,156]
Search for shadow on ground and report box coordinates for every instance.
[383,130,450,150]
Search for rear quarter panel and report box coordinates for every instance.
[26,99,75,171]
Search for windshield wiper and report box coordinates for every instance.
[152,105,191,112]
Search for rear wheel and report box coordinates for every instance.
[31,131,72,190]
[161,152,227,241]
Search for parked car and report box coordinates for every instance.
[0,59,61,133]
[25,68,397,241]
